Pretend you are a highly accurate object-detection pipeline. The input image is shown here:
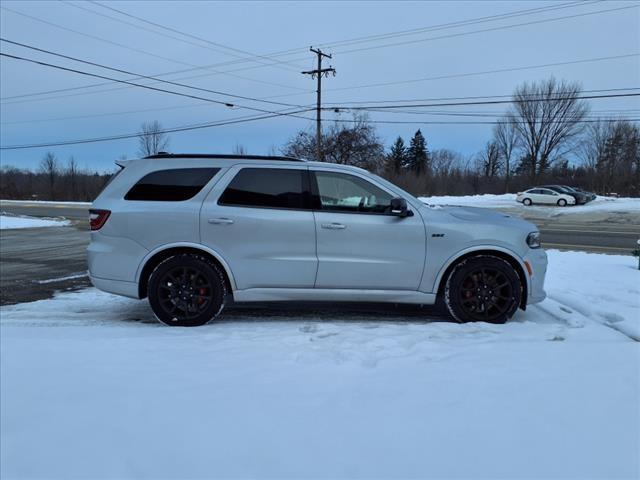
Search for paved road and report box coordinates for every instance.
[0,200,90,221]
[537,221,639,254]
[1,200,638,304]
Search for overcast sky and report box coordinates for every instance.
[1,0,639,171]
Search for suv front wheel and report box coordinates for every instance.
[444,255,522,324]
[148,254,226,326]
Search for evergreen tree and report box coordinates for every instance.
[406,129,430,175]
[387,136,407,174]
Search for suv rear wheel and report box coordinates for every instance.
[148,254,226,326]
[444,255,522,324]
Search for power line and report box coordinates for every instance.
[214,1,631,68]
[87,0,303,72]
[0,52,318,127]
[324,116,640,126]
[3,91,637,150]
[326,53,640,93]
[4,48,634,108]
[3,110,634,151]
[323,87,640,106]
[0,5,306,92]
[329,4,639,57]
[357,109,639,118]
[0,1,614,105]
[0,38,305,109]
[0,108,316,150]
[4,88,636,126]
[176,1,594,72]
[325,92,640,111]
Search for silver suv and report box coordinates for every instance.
[88,153,547,326]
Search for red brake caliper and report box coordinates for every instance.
[197,288,207,304]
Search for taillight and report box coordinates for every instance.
[89,209,111,231]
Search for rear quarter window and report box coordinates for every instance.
[125,168,219,201]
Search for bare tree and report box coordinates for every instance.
[478,141,501,178]
[507,77,588,181]
[39,151,59,200]
[283,114,384,169]
[493,118,519,192]
[66,156,79,199]
[430,149,461,177]
[580,119,614,170]
[137,120,169,157]
[232,143,247,155]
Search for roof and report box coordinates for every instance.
[143,152,305,162]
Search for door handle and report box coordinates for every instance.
[321,222,346,230]
[208,218,234,225]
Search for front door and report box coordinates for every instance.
[311,169,426,290]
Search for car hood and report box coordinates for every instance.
[421,204,535,231]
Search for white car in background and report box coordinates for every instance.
[516,188,576,207]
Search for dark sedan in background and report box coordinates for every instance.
[539,185,593,205]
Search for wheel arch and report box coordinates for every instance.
[434,247,529,310]
[136,243,235,299]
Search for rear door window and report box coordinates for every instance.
[125,168,220,201]
[218,168,308,209]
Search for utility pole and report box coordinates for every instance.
[302,47,335,162]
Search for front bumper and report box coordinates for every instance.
[522,248,547,304]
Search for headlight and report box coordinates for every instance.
[527,231,541,248]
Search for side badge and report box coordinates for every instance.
[432,233,445,238]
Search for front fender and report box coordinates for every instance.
[424,244,530,296]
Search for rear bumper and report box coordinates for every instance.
[523,248,547,305]
[89,275,139,299]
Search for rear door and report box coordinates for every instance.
[310,168,426,290]
[200,165,317,290]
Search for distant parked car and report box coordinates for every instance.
[539,185,588,205]
[516,188,576,206]
[570,187,596,201]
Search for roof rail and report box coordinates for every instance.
[143,153,305,162]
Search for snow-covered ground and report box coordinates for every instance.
[0,199,92,206]
[1,251,638,478]
[0,214,71,230]
[419,193,640,215]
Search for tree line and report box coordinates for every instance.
[1,77,638,201]
[283,77,639,197]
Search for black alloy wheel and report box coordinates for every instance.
[445,255,521,324]
[148,254,226,326]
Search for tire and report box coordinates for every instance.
[557,198,567,207]
[444,255,522,324]
[523,198,532,206]
[148,254,226,326]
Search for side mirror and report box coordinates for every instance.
[390,197,413,218]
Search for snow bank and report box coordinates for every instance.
[0,214,71,230]
[0,199,92,206]
[420,193,519,208]
[1,251,638,479]
[419,193,640,214]
[546,250,640,340]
